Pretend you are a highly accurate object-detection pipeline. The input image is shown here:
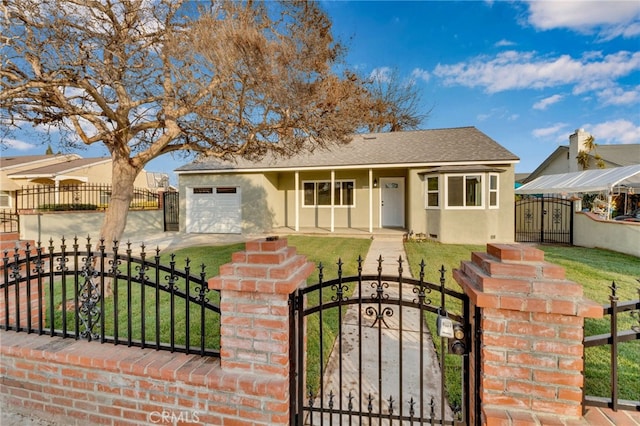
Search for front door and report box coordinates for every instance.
[381,177,405,228]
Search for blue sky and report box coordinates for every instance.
[3,0,639,180]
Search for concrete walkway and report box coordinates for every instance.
[309,235,453,425]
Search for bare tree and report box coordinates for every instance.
[364,67,429,133]
[1,0,375,243]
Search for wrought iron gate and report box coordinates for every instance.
[515,196,573,244]
[163,191,179,231]
[290,257,472,425]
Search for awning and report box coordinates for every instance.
[516,164,640,195]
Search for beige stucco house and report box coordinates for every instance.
[175,127,520,244]
[0,153,163,211]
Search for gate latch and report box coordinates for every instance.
[436,312,454,338]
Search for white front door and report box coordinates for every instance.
[380,177,405,228]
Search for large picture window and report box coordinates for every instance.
[303,180,355,207]
[446,174,483,208]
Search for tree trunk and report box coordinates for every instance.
[99,157,139,245]
[97,157,140,297]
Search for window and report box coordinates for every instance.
[303,180,355,207]
[193,187,213,194]
[489,174,499,208]
[426,176,439,208]
[0,192,10,208]
[446,174,483,208]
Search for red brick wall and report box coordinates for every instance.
[454,243,602,425]
[1,332,290,425]
[0,237,314,426]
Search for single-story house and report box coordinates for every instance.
[523,128,640,184]
[175,127,519,244]
[0,153,166,211]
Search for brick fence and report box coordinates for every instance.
[453,243,603,425]
[0,237,313,426]
[1,240,605,425]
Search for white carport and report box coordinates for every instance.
[516,164,640,219]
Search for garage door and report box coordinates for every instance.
[186,186,242,233]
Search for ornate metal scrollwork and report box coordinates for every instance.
[413,260,433,306]
[524,209,533,224]
[366,279,393,327]
[163,253,179,291]
[78,254,101,341]
[331,282,349,302]
[370,280,390,302]
[365,305,393,328]
[552,208,562,225]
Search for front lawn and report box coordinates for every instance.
[404,241,640,406]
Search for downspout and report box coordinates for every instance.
[294,171,299,232]
[369,169,373,233]
[330,170,335,233]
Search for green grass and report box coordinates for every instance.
[45,237,639,409]
[287,236,373,394]
[404,241,640,406]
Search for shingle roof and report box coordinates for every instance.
[176,127,519,172]
[7,157,110,177]
[0,154,80,170]
[597,144,640,167]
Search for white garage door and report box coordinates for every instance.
[186,186,242,233]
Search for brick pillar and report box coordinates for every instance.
[453,243,603,425]
[208,237,314,424]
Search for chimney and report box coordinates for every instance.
[569,128,591,173]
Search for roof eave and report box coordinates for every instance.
[175,159,519,175]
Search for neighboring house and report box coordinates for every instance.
[0,153,163,211]
[523,128,640,184]
[175,127,520,244]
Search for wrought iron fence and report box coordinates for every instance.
[0,237,220,357]
[583,282,640,412]
[291,257,471,425]
[15,184,160,212]
[0,210,19,233]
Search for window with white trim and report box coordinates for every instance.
[426,176,439,208]
[303,180,355,207]
[446,174,483,208]
[489,174,499,208]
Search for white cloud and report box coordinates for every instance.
[369,67,392,83]
[533,94,564,110]
[525,1,640,40]
[2,138,36,151]
[596,85,640,106]
[494,39,516,47]
[532,123,568,140]
[433,50,640,95]
[584,119,640,144]
[411,68,430,82]
[476,107,518,122]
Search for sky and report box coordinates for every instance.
[2,0,639,182]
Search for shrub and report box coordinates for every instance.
[38,203,98,211]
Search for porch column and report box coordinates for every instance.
[54,179,60,204]
[369,169,374,233]
[330,170,335,233]
[295,171,300,232]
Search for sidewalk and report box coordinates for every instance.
[312,235,453,424]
